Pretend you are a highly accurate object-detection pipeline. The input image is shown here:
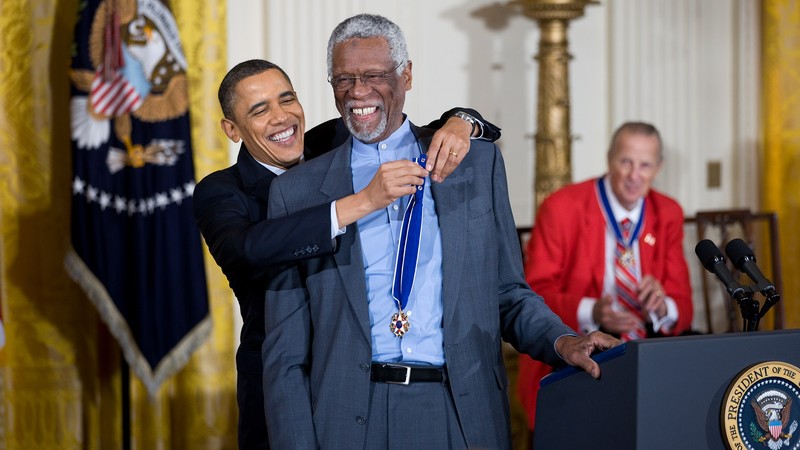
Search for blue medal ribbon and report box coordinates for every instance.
[595,177,645,248]
[391,154,427,313]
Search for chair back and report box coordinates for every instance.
[684,209,783,333]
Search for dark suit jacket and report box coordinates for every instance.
[263,124,574,450]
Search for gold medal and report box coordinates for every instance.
[390,310,410,337]
[620,248,634,268]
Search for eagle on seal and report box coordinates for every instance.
[752,395,796,449]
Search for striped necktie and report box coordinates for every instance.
[615,218,646,341]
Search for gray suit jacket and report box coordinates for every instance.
[263,124,575,450]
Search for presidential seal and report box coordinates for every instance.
[722,361,800,450]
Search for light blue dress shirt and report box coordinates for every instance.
[351,119,445,366]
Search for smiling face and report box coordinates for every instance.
[220,69,305,169]
[330,37,411,143]
[607,130,662,210]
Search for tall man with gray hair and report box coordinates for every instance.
[262,14,619,449]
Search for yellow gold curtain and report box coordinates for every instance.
[0,0,235,448]
[763,0,800,330]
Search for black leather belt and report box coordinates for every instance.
[370,363,445,385]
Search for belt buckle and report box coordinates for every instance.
[385,363,411,385]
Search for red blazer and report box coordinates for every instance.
[517,178,693,429]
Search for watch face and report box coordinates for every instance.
[456,112,474,124]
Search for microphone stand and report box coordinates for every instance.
[735,285,782,333]
[733,286,760,332]
[757,290,781,327]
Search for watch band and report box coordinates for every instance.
[454,111,478,136]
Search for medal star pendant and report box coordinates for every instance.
[390,310,410,337]
[621,249,635,268]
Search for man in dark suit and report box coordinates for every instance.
[192,58,501,449]
[262,14,619,449]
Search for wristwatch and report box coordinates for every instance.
[454,111,479,137]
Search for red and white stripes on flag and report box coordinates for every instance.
[90,65,143,117]
[89,8,141,117]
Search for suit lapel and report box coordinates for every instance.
[321,140,373,341]
[236,144,276,203]
[639,193,657,275]
[424,130,468,329]
[587,180,609,295]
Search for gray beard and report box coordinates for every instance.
[344,111,387,143]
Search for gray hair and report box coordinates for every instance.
[607,121,664,162]
[326,14,409,77]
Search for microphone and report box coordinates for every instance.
[694,239,750,301]
[696,239,760,332]
[724,238,777,297]
[725,238,780,322]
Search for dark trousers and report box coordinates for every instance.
[236,349,269,449]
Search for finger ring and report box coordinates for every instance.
[656,290,663,297]
[449,151,458,157]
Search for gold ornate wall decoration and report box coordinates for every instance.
[509,0,597,211]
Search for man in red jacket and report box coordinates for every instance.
[517,121,693,433]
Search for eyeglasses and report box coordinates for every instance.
[328,61,406,91]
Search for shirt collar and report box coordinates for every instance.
[351,116,414,157]
[254,155,304,176]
